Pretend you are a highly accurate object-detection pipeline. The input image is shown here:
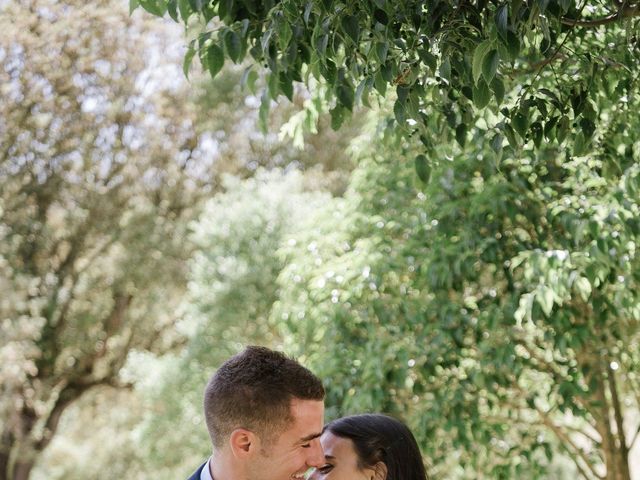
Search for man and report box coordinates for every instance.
[189,346,326,480]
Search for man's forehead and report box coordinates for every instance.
[288,398,324,437]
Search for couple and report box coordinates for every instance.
[189,346,428,480]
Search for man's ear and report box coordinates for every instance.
[229,429,257,458]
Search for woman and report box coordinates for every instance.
[309,413,428,480]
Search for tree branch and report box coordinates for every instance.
[629,423,640,449]
[508,53,569,76]
[606,363,630,479]
[532,401,604,480]
[561,4,640,27]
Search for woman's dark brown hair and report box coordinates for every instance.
[325,414,428,480]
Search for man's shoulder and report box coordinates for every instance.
[187,461,207,480]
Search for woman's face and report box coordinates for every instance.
[308,431,375,480]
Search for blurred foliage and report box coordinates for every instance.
[274,113,640,479]
[0,0,213,477]
[136,170,331,477]
[35,170,332,479]
[0,1,355,479]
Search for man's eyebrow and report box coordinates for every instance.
[324,455,335,460]
[299,431,323,442]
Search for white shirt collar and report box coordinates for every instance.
[200,458,213,480]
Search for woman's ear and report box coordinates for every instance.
[367,461,387,480]
[229,429,257,458]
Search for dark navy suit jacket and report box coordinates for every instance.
[187,462,207,480]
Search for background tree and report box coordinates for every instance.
[273,111,640,479]
[30,170,334,480]
[0,1,217,478]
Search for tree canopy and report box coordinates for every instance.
[0,2,214,478]
[138,0,640,171]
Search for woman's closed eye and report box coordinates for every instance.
[316,464,334,474]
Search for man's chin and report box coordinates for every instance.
[290,468,311,480]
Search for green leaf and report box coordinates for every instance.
[439,57,451,83]
[129,0,139,14]
[246,70,259,94]
[374,70,387,96]
[330,105,346,130]
[277,20,293,51]
[178,0,192,21]
[341,15,360,43]
[206,44,225,79]
[396,85,409,104]
[414,154,431,183]
[544,116,559,140]
[472,40,493,85]
[393,100,406,125]
[218,0,233,21]
[539,88,561,109]
[503,123,519,148]
[574,277,592,301]
[531,121,543,148]
[189,0,203,13]
[515,293,534,326]
[376,42,389,63]
[268,72,279,98]
[573,132,587,156]
[139,0,166,16]
[373,8,389,25]
[580,118,596,139]
[455,124,467,147]
[505,31,520,61]
[167,0,178,21]
[491,77,505,104]
[537,286,554,316]
[280,73,294,101]
[316,33,328,56]
[321,59,337,85]
[259,90,270,133]
[473,79,491,109]
[225,30,242,63]
[337,82,354,111]
[490,133,504,154]
[556,115,570,143]
[303,1,313,24]
[183,42,197,78]
[418,49,437,72]
[482,50,499,83]
[512,111,529,139]
[495,5,508,41]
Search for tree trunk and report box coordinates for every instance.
[0,453,8,480]
[592,359,632,480]
[1,382,91,480]
[10,462,33,480]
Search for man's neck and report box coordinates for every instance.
[210,451,245,480]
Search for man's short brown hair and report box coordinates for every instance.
[203,346,325,448]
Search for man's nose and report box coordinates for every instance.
[306,438,325,468]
